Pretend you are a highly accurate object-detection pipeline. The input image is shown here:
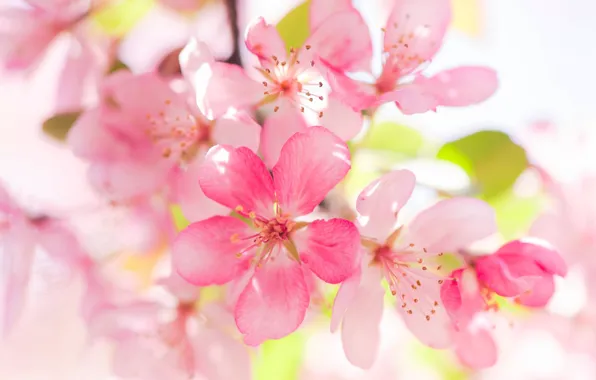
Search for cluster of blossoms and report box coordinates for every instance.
[0,0,572,378]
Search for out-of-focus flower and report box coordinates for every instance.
[0,0,112,111]
[322,0,498,114]
[172,127,360,345]
[68,70,260,221]
[331,169,497,368]
[0,183,92,338]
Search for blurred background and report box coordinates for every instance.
[1,0,596,379]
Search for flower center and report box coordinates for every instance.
[231,206,300,268]
[145,100,213,163]
[258,46,327,117]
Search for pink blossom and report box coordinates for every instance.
[331,170,497,368]
[441,240,567,368]
[323,0,498,114]
[0,0,111,111]
[178,3,371,132]
[0,184,91,338]
[172,127,360,345]
[68,70,260,221]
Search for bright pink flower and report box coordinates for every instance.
[324,0,498,114]
[331,170,497,368]
[0,184,91,338]
[68,70,260,221]
[172,127,360,345]
[178,2,371,131]
[0,0,111,111]
[475,239,567,307]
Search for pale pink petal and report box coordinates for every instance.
[306,9,372,72]
[88,160,171,201]
[245,17,286,67]
[160,0,200,11]
[475,255,542,298]
[530,213,579,262]
[309,0,353,31]
[0,222,35,337]
[193,328,252,380]
[341,279,385,369]
[212,112,261,152]
[260,108,308,168]
[54,36,96,112]
[296,218,360,284]
[180,39,262,118]
[326,69,377,111]
[171,161,230,223]
[380,83,439,114]
[406,198,497,253]
[172,216,252,286]
[454,327,497,369]
[158,272,200,303]
[383,0,451,75]
[36,219,90,269]
[235,258,309,345]
[356,169,416,242]
[199,145,275,217]
[395,268,452,348]
[330,267,361,333]
[272,126,351,216]
[112,336,186,380]
[67,108,127,161]
[319,96,363,141]
[425,67,498,107]
[516,275,555,307]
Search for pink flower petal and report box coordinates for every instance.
[516,275,555,307]
[497,239,567,277]
[530,213,579,264]
[326,69,377,111]
[319,96,363,141]
[172,216,252,286]
[356,169,416,242]
[260,108,308,168]
[245,17,287,67]
[380,83,439,114]
[235,258,309,345]
[341,279,385,369]
[395,268,452,348]
[1,222,35,337]
[425,67,498,107]
[160,0,200,11]
[406,198,497,253]
[383,0,451,75]
[309,0,354,31]
[212,112,261,153]
[273,126,351,216]
[330,267,361,333]
[475,254,542,298]
[306,8,372,72]
[180,39,262,118]
[36,219,90,269]
[171,160,230,223]
[297,218,360,284]
[193,328,252,380]
[454,327,497,369]
[199,145,275,217]
[158,272,200,304]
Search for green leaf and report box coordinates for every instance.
[360,121,424,157]
[255,332,305,380]
[92,0,154,37]
[42,111,81,142]
[437,131,528,199]
[276,1,311,52]
[108,59,129,74]
[490,189,545,240]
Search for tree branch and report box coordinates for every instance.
[223,0,243,66]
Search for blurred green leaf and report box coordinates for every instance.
[92,0,154,37]
[42,111,81,142]
[255,333,305,380]
[276,1,311,52]
[108,59,129,73]
[170,204,190,231]
[360,121,424,157]
[491,189,545,240]
[437,131,528,199]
